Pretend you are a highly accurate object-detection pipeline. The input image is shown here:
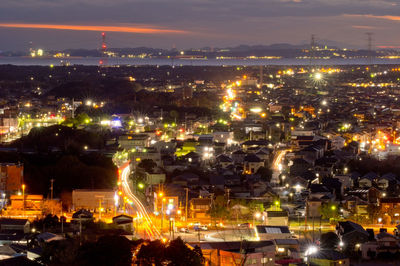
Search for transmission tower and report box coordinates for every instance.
[366,32,373,66]
[99,32,107,66]
[310,34,316,69]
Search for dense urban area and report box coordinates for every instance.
[1,61,400,265]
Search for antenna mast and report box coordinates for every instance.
[99,32,107,66]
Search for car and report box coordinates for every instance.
[200,225,208,231]
[179,227,189,233]
[238,223,251,228]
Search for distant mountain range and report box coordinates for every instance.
[1,41,398,58]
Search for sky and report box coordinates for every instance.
[1,0,400,51]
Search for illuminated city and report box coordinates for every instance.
[3,0,400,265]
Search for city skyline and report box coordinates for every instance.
[2,0,400,51]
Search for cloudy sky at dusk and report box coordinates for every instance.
[1,0,400,51]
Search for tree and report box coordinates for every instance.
[138,159,157,173]
[320,232,339,250]
[76,235,133,266]
[367,204,380,223]
[137,240,165,265]
[38,238,80,265]
[207,195,229,222]
[319,202,339,220]
[74,113,91,126]
[169,110,179,122]
[165,237,204,266]
[256,167,273,182]
[233,128,246,141]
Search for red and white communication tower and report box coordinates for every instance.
[99,32,107,66]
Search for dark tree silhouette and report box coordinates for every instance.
[320,232,339,250]
[138,159,157,173]
[165,237,204,266]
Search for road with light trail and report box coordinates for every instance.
[271,149,289,185]
[119,161,160,239]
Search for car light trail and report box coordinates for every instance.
[119,161,160,239]
[273,149,288,170]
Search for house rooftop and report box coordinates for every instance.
[0,219,28,226]
[338,221,368,236]
[256,225,290,234]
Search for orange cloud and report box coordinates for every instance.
[351,25,377,29]
[345,14,400,22]
[0,23,188,34]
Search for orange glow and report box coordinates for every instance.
[0,23,188,34]
[345,14,400,22]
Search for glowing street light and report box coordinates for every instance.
[253,212,261,226]
[305,245,318,258]
[274,200,280,210]
[314,73,322,80]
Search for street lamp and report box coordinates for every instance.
[253,212,261,227]
[305,245,318,262]
[161,198,166,234]
[274,200,280,210]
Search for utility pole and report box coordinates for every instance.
[99,199,103,220]
[184,113,187,133]
[305,200,308,234]
[50,179,54,200]
[185,188,189,222]
[22,184,25,217]
[312,216,315,243]
[298,212,301,239]
[161,198,165,234]
[225,188,231,206]
[95,195,104,220]
[79,214,82,245]
[71,98,75,119]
